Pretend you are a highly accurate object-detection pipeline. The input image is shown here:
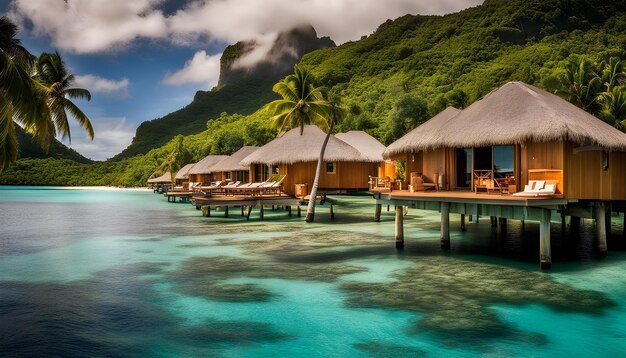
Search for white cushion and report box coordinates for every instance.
[534,180,546,190]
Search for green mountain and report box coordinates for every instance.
[113,25,335,160]
[16,126,93,164]
[2,0,625,186]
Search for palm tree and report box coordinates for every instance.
[34,52,94,145]
[553,56,602,112]
[158,135,191,185]
[600,57,626,92]
[305,92,345,222]
[0,16,40,170]
[599,86,626,129]
[265,65,332,222]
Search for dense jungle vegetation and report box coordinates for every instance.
[2,0,626,186]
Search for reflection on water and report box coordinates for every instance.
[1,187,625,356]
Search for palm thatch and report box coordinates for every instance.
[384,107,460,158]
[386,82,626,156]
[175,163,196,180]
[240,125,370,166]
[335,131,387,162]
[188,155,229,175]
[208,146,259,173]
[147,172,171,183]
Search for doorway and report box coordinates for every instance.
[455,148,472,188]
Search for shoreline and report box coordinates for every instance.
[0,185,151,191]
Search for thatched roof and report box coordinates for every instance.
[386,82,626,155]
[240,125,370,166]
[147,172,171,183]
[335,131,386,162]
[384,107,460,158]
[175,163,196,180]
[208,146,259,173]
[188,155,229,174]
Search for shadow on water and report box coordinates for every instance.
[0,262,291,357]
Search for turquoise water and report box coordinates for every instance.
[1,187,626,357]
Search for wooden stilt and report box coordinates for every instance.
[241,206,245,216]
[330,204,335,219]
[224,206,228,218]
[476,215,480,224]
[395,206,404,249]
[246,206,253,221]
[288,206,292,216]
[490,216,497,228]
[207,206,211,217]
[374,204,382,222]
[387,205,390,212]
[272,205,275,211]
[260,205,264,220]
[441,202,450,250]
[596,204,607,256]
[460,214,466,232]
[297,205,301,217]
[468,214,473,222]
[540,209,552,270]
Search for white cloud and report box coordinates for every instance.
[9,0,483,53]
[73,74,129,97]
[64,117,136,161]
[163,50,221,87]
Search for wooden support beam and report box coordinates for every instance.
[297,205,302,217]
[460,214,466,232]
[468,215,473,222]
[540,209,551,270]
[395,206,404,249]
[330,204,335,220]
[241,206,245,216]
[374,204,382,222]
[441,202,450,250]
[288,205,292,216]
[260,205,264,220]
[595,204,607,256]
[490,216,497,228]
[224,206,229,218]
[272,205,275,211]
[246,205,253,221]
[387,205,390,212]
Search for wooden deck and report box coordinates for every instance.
[373,189,570,207]
[190,193,337,220]
[164,191,194,202]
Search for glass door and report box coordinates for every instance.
[455,148,472,188]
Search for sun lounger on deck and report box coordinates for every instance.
[512,180,558,197]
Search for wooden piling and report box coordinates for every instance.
[246,206,253,221]
[460,214,466,232]
[224,206,229,218]
[441,202,450,250]
[260,205,264,220]
[540,209,551,270]
[241,206,245,216]
[374,204,382,222]
[595,204,607,256]
[207,206,211,217]
[395,206,404,249]
[297,205,302,217]
[288,206,292,216]
[330,204,335,219]
[468,215,473,222]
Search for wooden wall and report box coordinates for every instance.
[279,161,378,196]
[520,141,564,192]
[378,161,397,180]
[564,143,626,200]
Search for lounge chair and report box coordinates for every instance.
[512,180,558,197]
[198,181,226,195]
[410,175,437,192]
[260,175,286,196]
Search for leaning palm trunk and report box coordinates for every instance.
[305,123,333,223]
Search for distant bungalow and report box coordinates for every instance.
[381,81,626,269]
[240,125,385,197]
[187,155,229,185]
[207,146,258,184]
[174,163,196,188]
[147,172,172,193]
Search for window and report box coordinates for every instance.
[493,145,514,178]
[225,171,232,181]
[271,165,279,174]
[326,162,336,174]
[236,171,248,182]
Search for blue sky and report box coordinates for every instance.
[2,0,481,160]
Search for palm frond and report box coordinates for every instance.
[64,99,95,140]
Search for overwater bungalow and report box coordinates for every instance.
[187,155,229,186]
[205,146,258,184]
[174,163,196,188]
[240,125,384,197]
[380,81,626,269]
[334,131,396,185]
[147,172,172,193]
